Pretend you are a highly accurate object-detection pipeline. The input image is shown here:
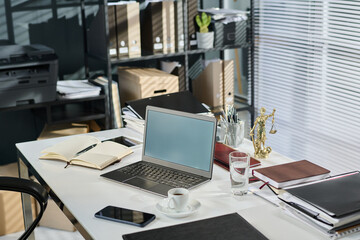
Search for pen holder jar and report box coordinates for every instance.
[223,121,245,149]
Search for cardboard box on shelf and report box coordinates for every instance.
[0,163,36,236]
[118,67,179,105]
[37,122,89,140]
[192,60,234,109]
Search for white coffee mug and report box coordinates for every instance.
[167,188,189,211]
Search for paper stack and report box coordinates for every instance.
[57,80,101,100]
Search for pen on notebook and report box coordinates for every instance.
[74,144,98,157]
[65,143,98,168]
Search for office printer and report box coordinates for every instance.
[0,44,58,108]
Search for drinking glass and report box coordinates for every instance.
[229,151,250,196]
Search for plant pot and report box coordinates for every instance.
[196,32,214,49]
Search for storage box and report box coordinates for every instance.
[118,67,179,105]
[0,163,36,236]
[37,122,89,140]
[213,20,247,47]
[192,60,234,108]
[37,198,76,232]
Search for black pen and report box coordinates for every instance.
[279,198,333,226]
[74,144,98,157]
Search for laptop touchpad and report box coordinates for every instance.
[124,177,158,189]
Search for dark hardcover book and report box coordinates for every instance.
[214,142,261,171]
[122,213,268,240]
[125,91,209,119]
[287,171,360,218]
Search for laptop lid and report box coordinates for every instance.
[142,106,217,179]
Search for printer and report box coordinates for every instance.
[0,44,58,108]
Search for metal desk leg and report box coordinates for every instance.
[18,157,35,240]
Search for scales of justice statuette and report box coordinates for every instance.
[250,107,277,159]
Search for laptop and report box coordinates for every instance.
[101,106,217,196]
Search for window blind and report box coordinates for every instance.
[253,0,360,174]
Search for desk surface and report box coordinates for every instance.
[16,128,359,240]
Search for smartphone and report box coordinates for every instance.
[107,136,141,147]
[94,206,155,227]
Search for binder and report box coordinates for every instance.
[286,171,360,218]
[107,5,118,58]
[171,65,186,91]
[164,1,175,53]
[141,2,165,54]
[115,2,141,59]
[125,91,209,120]
[192,60,234,108]
[187,0,198,49]
[174,0,185,52]
[222,60,234,106]
[90,76,122,128]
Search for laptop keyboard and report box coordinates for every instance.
[118,162,205,189]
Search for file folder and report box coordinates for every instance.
[164,1,175,53]
[107,5,117,58]
[286,171,360,218]
[125,91,209,120]
[141,2,165,54]
[174,0,185,52]
[187,0,198,49]
[115,2,141,58]
[192,60,234,108]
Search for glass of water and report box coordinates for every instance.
[229,151,250,196]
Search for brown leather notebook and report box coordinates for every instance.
[252,160,330,189]
[214,142,261,171]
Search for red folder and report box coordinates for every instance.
[214,142,260,171]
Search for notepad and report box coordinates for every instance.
[40,135,133,170]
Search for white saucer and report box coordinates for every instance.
[156,198,201,218]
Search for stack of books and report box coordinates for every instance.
[252,162,360,238]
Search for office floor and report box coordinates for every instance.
[0,227,84,240]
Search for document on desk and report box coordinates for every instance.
[277,171,360,238]
[39,135,133,170]
[122,213,268,240]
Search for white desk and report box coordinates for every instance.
[15,128,358,240]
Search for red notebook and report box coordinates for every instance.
[214,142,261,171]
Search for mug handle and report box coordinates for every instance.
[167,197,176,209]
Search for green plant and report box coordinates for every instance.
[195,12,211,33]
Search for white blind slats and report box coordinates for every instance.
[254,0,360,174]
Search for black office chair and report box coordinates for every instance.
[0,177,48,240]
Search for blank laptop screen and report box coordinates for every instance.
[144,109,215,172]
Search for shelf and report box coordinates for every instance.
[187,44,250,55]
[234,101,252,113]
[110,51,186,64]
[11,0,99,12]
[50,99,106,123]
[106,43,250,64]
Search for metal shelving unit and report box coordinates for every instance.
[2,0,255,128]
[2,0,110,129]
[81,0,255,127]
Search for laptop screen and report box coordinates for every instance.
[144,107,216,172]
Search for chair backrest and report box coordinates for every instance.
[0,177,48,240]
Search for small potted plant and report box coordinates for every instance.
[195,12,214,49]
